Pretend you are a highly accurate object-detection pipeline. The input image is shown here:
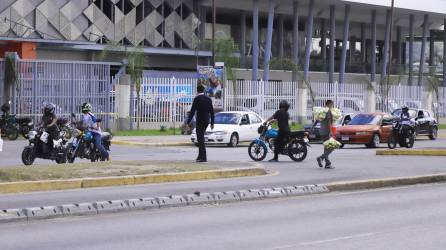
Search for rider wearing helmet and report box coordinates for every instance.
[401,106,410,121]
[81,102,109,161]
[39,102,60,148]
[264,100,291,162]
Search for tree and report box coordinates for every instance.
[5,54,18,112]
[214,38,240,80]
[99,41,147,129]
[426,66,442,121]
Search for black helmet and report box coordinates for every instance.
[82,102,92,113]
[1,103,10,113]
[402,106,409,112]
[279,100,290,111]
[43,103,56,115]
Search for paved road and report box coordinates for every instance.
[1,138,446,209]
[1,183,446,250]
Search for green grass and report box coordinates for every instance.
[0,160,215,183]
[439,124,446,130]
[113,128,182,136]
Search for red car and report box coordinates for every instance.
[336,112,394,148]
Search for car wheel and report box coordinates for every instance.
[366,134,380,148]
[228,133,239,147]
[429,127,438,140]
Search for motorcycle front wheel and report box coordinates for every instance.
[287,140,307,162]
[248,141,267,161]
[22,146,35,166]
[405,131,415,148]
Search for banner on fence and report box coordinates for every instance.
[197,64,224,111]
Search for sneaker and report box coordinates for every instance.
[325,164,335,169]
[268,158,278,162]
[316,157,324,168]
[196,159,208,163]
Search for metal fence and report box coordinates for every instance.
[307,82,367,120]
[131,77,197,129]
[375,85,425,113]
[224,80,299,121]
[12,59,115,128]
[436,87,446,118]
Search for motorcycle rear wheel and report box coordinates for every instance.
[287,141,307,162]
[387,134,397,149]
[248,141,267,161]
[6,124,19,140]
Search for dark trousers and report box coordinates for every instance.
[196,123,208,161]
[274,131,289,159]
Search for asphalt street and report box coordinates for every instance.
[1,183,446,250]
[1,138,446,209]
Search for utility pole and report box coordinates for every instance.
[212,0,216,66]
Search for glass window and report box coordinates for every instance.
[249,114,262,124]
[214,113,241,125]
[241,114,250,124]
[349,114,381,125]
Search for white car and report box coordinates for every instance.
[191,111,264,147]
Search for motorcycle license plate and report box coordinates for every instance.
[341,136,350,141]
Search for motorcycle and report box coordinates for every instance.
[66,122,112,163]
[388,118,415,149]
[0,114,20,140]
[1,102,34,140]
[248,121,310,162]
[21,127,67,166]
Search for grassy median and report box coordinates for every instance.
[0,161,216,183]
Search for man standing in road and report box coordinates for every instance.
[316,100,335,169]
[187,84,214,163]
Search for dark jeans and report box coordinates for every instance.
[196,123,208,161]
[274,131,289,159]
[93,132,109,159]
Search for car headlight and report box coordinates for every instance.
[356,132,371,135]
[214,131,227,135]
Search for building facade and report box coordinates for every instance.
[0,0,445,84]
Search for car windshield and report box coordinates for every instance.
[214,113,241,124]
[391,109,417,118]
[348,114,381,125]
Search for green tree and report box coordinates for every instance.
[99,41,147,129]
[214,38,240,80]
[5,54,18,112]
[426,66,442,121]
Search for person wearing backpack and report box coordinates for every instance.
[82,102,109,161]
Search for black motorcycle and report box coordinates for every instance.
[388,119,415,149]
[67,124,112,163]
[0,114,20,140]
[21,127,67,166]
[248,121,310,162]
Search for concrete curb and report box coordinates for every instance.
[0,184,329,224]
[0,168,267,194]
[3,173,446,224]
[326,173,446,192]
[112,140,192,147]
[376,149,446,156]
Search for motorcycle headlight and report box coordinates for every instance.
[28,131,37,140]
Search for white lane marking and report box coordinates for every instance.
[270,232,378,250]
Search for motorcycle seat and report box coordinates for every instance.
[289,131,305,138]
